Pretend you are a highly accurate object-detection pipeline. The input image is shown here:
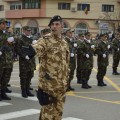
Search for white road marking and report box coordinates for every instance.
[0,109,39,120]
[7,92,38,101]
[0,102,12,107]
[62,117,83,120]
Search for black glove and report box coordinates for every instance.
[36,88,55,106]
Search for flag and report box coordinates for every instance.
[83,4,88,15]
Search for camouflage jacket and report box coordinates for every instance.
[112,38,120,56]
[76,39,84,66]
[96,40,109,67]
[64,37,76,65]
[0,29,13,68]
[33,34,70,97]
[16,34,36,71]
[77,39,95,69]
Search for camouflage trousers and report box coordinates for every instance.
[96,66,107,80]
[81,69,92,84]
[0,68,12,89]
[19,70,34,88]
[112,56,120,68]
[76,65,82,80]
[39,92,66,120]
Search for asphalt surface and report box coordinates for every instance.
[0,55,120,120]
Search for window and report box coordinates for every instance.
[0,5,4,11]
[75,23,88,35]
[22,0,41,9]
[102,5,114,12]
[77,4,90,11]
[10,2,22,10]
[58,3,70,10]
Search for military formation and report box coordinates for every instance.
[0,15,120,120]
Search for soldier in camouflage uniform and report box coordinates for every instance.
[33,15,70,120]
[4,27,15,93]
[96,34,110,86]
[0,18,13,100]
[76,33,84,84]
[78,32,95,89]
[64,29,77,91]
[112,32,120,75]
[16,26,36,98]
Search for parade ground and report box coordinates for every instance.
[0,55,120,120]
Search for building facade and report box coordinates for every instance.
[1,0,120,36]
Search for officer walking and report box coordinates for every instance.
[0,18,13,100]
[64,29,77,91]
[33,15,70,120]
[96,34,110,86]
[112,32,120,75]
[16,26,36,98]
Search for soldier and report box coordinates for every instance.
[33,15,70,120]
[96,34,110,86]
[16,26,36,98]
[0,18,13,100]
[79,32,95,89]
[112,32,120,75]
[5,27,15,93]
[76,33,84,84]
[64,29,77,91]
[41,28,51,36]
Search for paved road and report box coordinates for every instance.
[0,55,120,120]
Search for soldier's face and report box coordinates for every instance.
[85,35,91,39]
[50,21,63,35]
[66,31,73,38]
[0,22,7,30]
[24,30,31,36]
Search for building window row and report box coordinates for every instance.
[58,3,114,12]
[22,0,41,9]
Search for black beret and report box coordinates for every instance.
[0,18,8,24]
[85,32,91,36]
[48,15,62,26]
[23,26,31,31]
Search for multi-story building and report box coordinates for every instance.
[1,0,120,36]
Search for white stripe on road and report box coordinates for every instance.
[62,117,83,120]
[0,109,39,120]
[0,102,12,107]
[7,92,38,101]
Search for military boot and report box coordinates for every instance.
[5,87,12,93]
[21,87,28,98]
[97,80,103,86]
[82,84,89,89]
[112,67,120,75]
[26,88,34,97]
[0,90,2,101]
[101,80,107,86]
[1,89,11,100]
